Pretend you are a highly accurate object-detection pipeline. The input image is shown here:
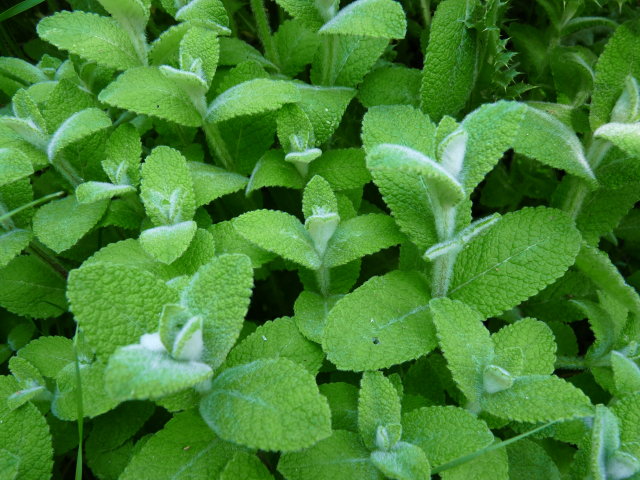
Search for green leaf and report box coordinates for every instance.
[308,148,370,191]
[274,20,320,77]
[67,263,178,357]
[37,11,144,70]
[120,410,240,480]
[429,298,493,403]
[272,0,325,30]
[278,430,383,480]
[575,244,640,316]
[0,255,67,319]
[233,209,321,269]
[482,375,593,422]
[246,149,304,193]
[174,0,228,31]
[182,254,253,369]
[492,318,557,376]
[220,451,275,480]
[366,144,464,204]
[209,220,276,268]
[506,439,561,480]
[319,382,359,431]
[17,336,74,378]
[105,344,212,401]
[324,214,404,268]
[76,182,136,204]
[358,371,402,450]
[33,195,108,253]
[310,36,388,87]
[403,406,493,469]
[371,443,431,480]
[200,358,331,451]
[595,122,640,158]
[98,67,204,127]
[611,351,640,394]
[0,229,31,268]
[421,0,478,121]
[52,360,120,420]
[98,0,150,38]
[297,84,356,144]
[140,146,196,226]
[449,207,582,317]
[458,101,526,193]
[358,65,421,108]
[591,20,640,130]
[513,106,596,186]
[323,271,436,371]
[47,108,111,161]
[0,148,33,187]
[318,0,406,39]
[224,317,324,374]
[294,290,339,343]
[0,376,53,480]
[303,175,338,219]
[139,221,198,264]
[179,26,219,86]
[188,161,247,206]
[206,79,300,124]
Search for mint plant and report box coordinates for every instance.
[1,0,640,478]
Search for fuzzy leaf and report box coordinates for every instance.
[492,318,557,376]
[105,345,212,401]
[224,317,324,374]
[591,20,640,130]
[297,84,356,143]
[0,376,52,480]
[324,213,404,268]
[429,298,493,403]
[233,209,321,269]
[246,150,304,193]
[139,221,198,264]
[182,254,253,369]
[0,229,31,268]
[482,375,593,422]
[0,148,33,187]
[421,0,478,121]
[278,430,382,480]
[358,371,402,450]
[120,411,239,480]
[595,122,640,158]
[188,161,247,206]
[37,11,143,70]
[371,443,431,480]
[220,451,274,480]
[47,108,111,161]
[200,358,331,451]
[33,195,108,253]
[67,263,178,357]
[17,336,74,379]
[318,0,406,39]
[99,67,204,127]
[323,271,436,371]
[611,351,640,394]
[206,79,300,124]
[449,207,581,317]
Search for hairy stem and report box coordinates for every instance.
[250,0,278,64]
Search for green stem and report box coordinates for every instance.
[315,265,331,297]
[555,355,587,370]
[203,122,235,170]
[419,0,431,28]
[250,0,278,64]
[432,421,558,474]
[54,155,84,188]
[320,36,339,86]
[28,239,69,279]
[0,191,64,224]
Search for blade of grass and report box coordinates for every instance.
[73,326,84,480]
[0,0,46,22]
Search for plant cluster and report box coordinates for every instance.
[0,0,640,478]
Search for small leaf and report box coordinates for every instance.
[76,182,136,204]
[323,271,436,371]
[0,229,31,268]
[492,318,557,376]
[37,11,143,70]
[206,79,300,124]
[358,371,402,451]
[233,209,321,269]
[278,430,382,480]
[188,161,247,206]
[0,148,33,187]
[105,344,212,401]
[200,358,331,451]
[139,221,198,264]
[318,0,406,39]
[47,108,111,161]
[33,195,108,253]
[371,443,431,480]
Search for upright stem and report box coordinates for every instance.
[320,36,339,86]
[203,122,235,171]
[419,0,431,28]
[429,196,458,297]
[54,155,84,188]
[315,265,331,297]
[250,0,279,64]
